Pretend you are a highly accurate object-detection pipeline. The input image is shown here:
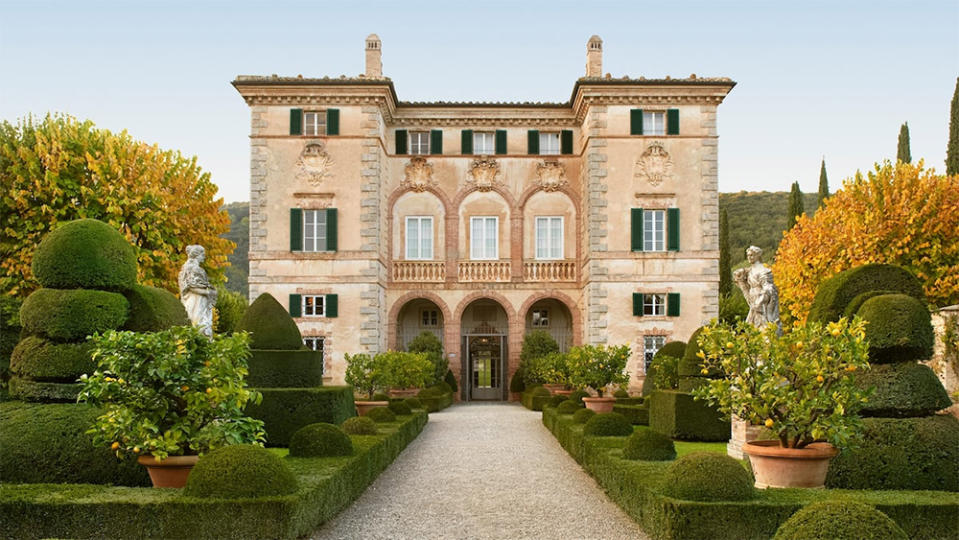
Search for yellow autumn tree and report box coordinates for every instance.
[0,114,233,296]
[774,160,959,322]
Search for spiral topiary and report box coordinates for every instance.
[583,412,633,437]
[623,429,676,461]
[366,407,396,423]
[556,399,583,414]
[772,501,908,540]
[183,445,297,499]
[388,400,412,416]
[661,452,754,501]
[31,219,138,291]
[342,416,378,435]
[289,423,353,457]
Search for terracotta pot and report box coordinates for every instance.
[543,384,566,394]
[582,396,616,413]
[743,440,838,489]
[137,455,199,488]
[388,388,419,399]
[554,389,573,397]
[355,400,390,416]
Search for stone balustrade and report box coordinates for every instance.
[523,260,576,282]
[458,260,511,282]
[391,261,445,282]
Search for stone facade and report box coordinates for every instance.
[233,35,735,399]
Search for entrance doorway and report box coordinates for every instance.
[460,299,509,401]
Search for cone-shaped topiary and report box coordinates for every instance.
[366,407,396,423]
[444,369,458,393]
[556,399,583,414]
[662,452,754,501]
[772,501,908,540]
[31,219,138,291]
[807,263,924,323]
[856,294,934,362]
[572,408,596,424]
[183,444,298,498]
[289,423,353,457]
[388,400,412,416]
[342,416,378,435]
[236,293,303,350]
[623,429,676,461]
[583,412,633,437]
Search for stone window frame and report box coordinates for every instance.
[409,131,430,155]
[303,111,327,136]
[534,216,564,260]
[539,131,561,155]
[643,209,666,252]
[404,215,434,260]
[642,111,666,136]
[473,131,495,155]
[302,294,326,317]
[469,216,499,260]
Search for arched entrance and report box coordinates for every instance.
[460,299,509,401]
[524,298,574,352]
[395,298,445,351]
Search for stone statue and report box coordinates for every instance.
[178,245,217,337]
[733,246,782,335]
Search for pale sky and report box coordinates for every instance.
[2,1,957,203]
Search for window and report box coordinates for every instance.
[409,131,430,155]
[303,337,325,352]
[405,216,433,260]
[644,335,666,372]
[535,216,563,259]
[643,111,665,136]
[644,210,665,252]
[531,309,549,327]
[470,217,498,260]
[539,132,560,155]
[303,295,326,317]
[473,132,495,155]
[421,309,438,327]
[303,112,327,136]
[303,210,328,252]
[644,293,666,316]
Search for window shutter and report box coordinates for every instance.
[667,208,680,251]
[326,109,340,135]
[325,294,338,318]
[633,293,644,316]
[289,294,302,318]
[495,130,507,155]
[326,208,338,252]
[527,130,539,155]
[430,129,443,155]
[289,109,303,135]
[630,109,643,135]
[667,109,680,135]
[461,129,473,154]
[667,293,681,317]
[630,208,644,252]
[290,208,303,251]
[395,130,408,155]
[560,130,573,155]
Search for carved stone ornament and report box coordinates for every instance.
[635,141,673,187]
[466,157,501,192]
[536,160,568,192]
[401,156,434,192]
[295,143,334,186]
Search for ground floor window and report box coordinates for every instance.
[643,335,666,372]
[531,309,549,327]
[421,309,439,327]
[303,336,325,352]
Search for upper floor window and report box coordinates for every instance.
[630,108,677,136]
[643,293,667,316]
[304,209,328,252]
[405,216,433,260]
[531,309,550,327]
[535,216,564,260]
[303,295,326,317]
[303,112,327,136]
[290,108,339,136]
[474,132,495,155]
[470,216,498,260]
[643,210,665,252]
[643,335,666,372]
[539,132,561,155]
[643,112,666,136]
[410,131,430,155]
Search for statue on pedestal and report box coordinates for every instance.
[178,245,217,337]
[733,246,782,335]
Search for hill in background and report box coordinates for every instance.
[221,202,249,295]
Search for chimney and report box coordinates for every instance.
[586,35,603,77]
[365,34,382,78]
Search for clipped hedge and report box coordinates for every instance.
[546,394,567,409]
[366,407,396,423]
[843,289,900,319]
[648,390,729,442]
[246,386,355,447]
[403,397,423,410]
[662,452,754,502]
[31,219,138,291]
[341,416,377,435]
[856,293,934,362]
[807,263,924,323]
[8,378,82,402]
[20,288,128,342]
[184,445,298,499]
[509,366,526,393]
[121,284,189,332]
[623,429,675,461]
[521,385,551,411]
[246,349,324,388]
[583,412,634,437]
[556,399,583,414]
[569,389,590,404]
[289,423,353,458]
[236,293,303,350]
[572,407,596,424]
[613,403,649,426]
[388,400,412,416]
[10,336,93,381]
[772,500,908,540]
[418,390,453,412]
[856,362,951,417]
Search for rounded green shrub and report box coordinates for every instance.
[388,400,412,416]
[546,394,567,408]
[372,392,390,401]
[214,286,248,335]
[122,284,189,332]
[289,423,353,457]
[808,263,924,323]
[184,444,297,498]
[572,408,596,424]
[342,416,378,435]
[623,429,676,461]
[434,381,453,394]
[31,219,137,291]
[417,386,440,398]
[662,452,754,501]
[657,341,687,361]
[10,336,94,381]
[444,369,458,393]
[8,377,82,402]
[613,388,629,398]
[843,289,899,319]
[520,330,559,366]
[857,362,951,417]
[569,389,589,404]
[772,501,908,540]
[530,386,551,398]
[403,397,423,410]
[20,288,128,342]
[235,293,302,350]
[856,294,934,362]
[583,412,634,437]
[509,366,526,393]
[366,406,396,423]
[406,331,445,383]
[556,399,583,414]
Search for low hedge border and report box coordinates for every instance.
[542,407,959,540]
[0,411,428,539]
[418,391,453,413]
[613,403,649,426]
[648,390,729,442]
[246,349,324,388]
[521,386,552,411]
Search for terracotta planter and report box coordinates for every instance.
[389,388,419,399]
[743,440,839,489]
[543,384,566,394]
[355,400,390,416]
[137,455,199,488]
[554,389,573,397]
[582,396,616,413]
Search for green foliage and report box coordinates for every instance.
[0,401,148,485]
[678,327,710,377]
[572,407,595,424]
[519,330,559,385]
[236,293,303,350]
[221,202,249,295]
[843,289,899,318]
[773,500,908,540]
[366,406,396,423]
[949,77,959,175]
[8,377,82,401]
[556,399,583,414]
[509,366,525,392]
[720,191,820,268]
[662,452,754,501]
[807,263,924,323]
[31,219,138,291]
[817,158,829,209]
[583,412,633,437]
[613,388,629,398]
[10,336,93,381]
[787,181,805,231]
[719,207,732,297]
[372,392,390,401]
[433,381,453,394]
[612,403,649,426]
[122,284,189,332]
[719,287,749,325]
[406,331,445,384]
[417,388,453,412]
[184,444,297,498]
[623,429,676,461]
[378,350,434,390]
[345,353,385,400]
[857,362,951,417]
[566,344,630,397]
[897,122,911,163]
[403,397,423,410]
[78,326,265,459]
[214,286,248,335]
[0,294,21,387]
[289,423,353,457]
[246,386,355,447]
[545,394,567,408]
[520,385,552,411]
[651,354,679,391]
[388,400,412,416]
[526,351,570,386]
[20,288,128,342]
[246,349,324,388]
[569,389,589,404]
[648,390,730,441]
[444,369,458,393]
[856,293,934,362]
[341,415,378,435]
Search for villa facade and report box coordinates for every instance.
[233,35,735,400]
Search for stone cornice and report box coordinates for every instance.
[232,82,397,122]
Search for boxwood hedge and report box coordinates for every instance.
[648,390,729,442]
[184,444,298,498]
[521,385,551,411]
[856,362,951,417]
[20,288,128,342]
[856,293,934,362]
[366,406,396,423]
[613,403,649,426]
[289,423,353,458]
[246,386,355,447]
[121,284,189,332]
[31,219,138,291]
[662,452,754,501]
[623,429,675,461]
[8,377,83,402]
[236,293,303,350]
[807,263,924,323]
[10,336,93,381]
[772,500,908,540]
[583,412,633,437]
[246,350,324,388]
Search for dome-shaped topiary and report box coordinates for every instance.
[772,501,908,540]
[366,407,396,423]
[656,341,687,361]
[856,362,951,417]
[568,389,589,404]
[403,397,423,410]
[808,263,924,323]
[20,289,129,342]
[556,399,583,414]
[623,429,676,461]
[342,416,378,435]
[289,423,353,457]
[661,452,754,501]
[388,400,412,416]
[184,444,297,498]
[572,408,596,424]
[583,412,633,437]
[530,386,551,398]
[121,284,189,332]
[856,294,934,362]
[613,388,630,398]
[235,293,303,350]
[31,219,138,291]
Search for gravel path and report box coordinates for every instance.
[313,402,648,540]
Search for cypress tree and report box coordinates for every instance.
[897,122,911,164]
[718,207,731,297]
[787,181,804,230]
[817,158,829,209]
[947,77,959,175]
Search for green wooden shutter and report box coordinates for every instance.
[560,130,573,155]
[495,130,507,155]
[430,129,443,155]
[326,109,340,135]
[633,293,644,316]
[667,293,681,317]
[325,294,338,318]
[290,109,303,135]
[289,294,302,317]
[630,109,643,135]
[667,208,680,251]
[395,130,408,155]
[326,208,337,252]
[667,109,680,135]
[461,129,473,154]
[527,130,539,155]
[290,208,303,251]
[630,208,644,252]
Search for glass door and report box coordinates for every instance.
[468,335,502,400]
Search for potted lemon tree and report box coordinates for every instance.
[345,352,389,416]
[380,350,434,398]
[567,344,630,413]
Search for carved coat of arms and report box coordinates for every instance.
[467,157,501,192]
[295,143,334,186]
[401,156,434,192]
[635,141,673,187]
[536,161,568,192]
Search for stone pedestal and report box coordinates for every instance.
[727,415,764,459]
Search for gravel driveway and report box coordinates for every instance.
[313,402,648,539]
